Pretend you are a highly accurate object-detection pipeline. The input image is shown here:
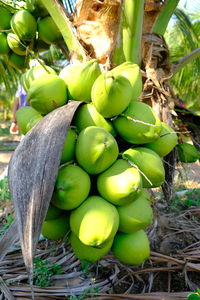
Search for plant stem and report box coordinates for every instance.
[113,0,144,66]
[173,47,200,75]
[152,0,180,35]
[123,0,144,65]
[40,0,87,62]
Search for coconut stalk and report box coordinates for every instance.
[40,0,87,62]
[151,0,180,35]
[113,0,144,66]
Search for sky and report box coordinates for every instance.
[178,0,200,11]
[167,0,200,28]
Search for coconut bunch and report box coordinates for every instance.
[16,59,180,266]
[0,2,63,70]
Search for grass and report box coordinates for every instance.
[0,176,11,204]
[0,215,14,237]
[171,187,200,210]
[33,258,62,288]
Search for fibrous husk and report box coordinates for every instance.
[74,0,122,64]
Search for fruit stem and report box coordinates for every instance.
[112,0,144,66]
[123,156,153,186]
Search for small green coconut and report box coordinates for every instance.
[74,103,116,136]
[26,74,67,114]
[42,213,69,241]
[0,7,12,30]
[75,126,119,175]
[7,33,28,56]
[97,159,142,206]
[145,122,178,157]
[92,71,133,118]
[113,101,161,144]
[16,106,42,135]
[60,128,77,164]
[111,62,142,101]
[21,64,56,92]
[111,230,150,265]
[45,203,63,221]
[0,33,10,55]
[60,60,101,102]
[9,52,29,70]
[52,164,91,210]
[70,232,113,263]
[11,10,37,41]
[70,195,119,247]
[177,143,200,163]
[123,147,165,188]
[117,189,153,232]
[37,16,62,44]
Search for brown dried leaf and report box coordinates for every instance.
[8,101,82,273]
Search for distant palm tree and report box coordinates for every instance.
[165,5,200,113]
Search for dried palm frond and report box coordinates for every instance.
[8,101,82,276]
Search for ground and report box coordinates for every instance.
[0,120,200,299]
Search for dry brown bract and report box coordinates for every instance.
[74,0,122,64]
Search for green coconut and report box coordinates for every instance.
[21,64,56,92]
[33,38,50,53]
[16,106,42,135]
[11,10,37,41]
[70,232,113,263]
[37,16,62,44]
[7,33,28,56]
[117,189,153,233]
[52,164,91,210]
[0,33,10,55]
[111,62,142,101]
[45,203,62,221]
[74,103,116,136]
[70,195,119,247]
[91,71,133,118]
[145,122,178,157]
[113,101,161,144]
[111,230,150,265]
[177,143,200,163]
[9,52,29,70]
[123,147,165,188]
[26,0,49,17]
[97,159,142,206]
[0,7,12,30]
[26,114,43,133]
[26,74,67,114]
[75,126,119,175]
[60,60,101,101]
[41,213,69,241]
[60,128,77,164]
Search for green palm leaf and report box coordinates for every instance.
[165,7,200,113]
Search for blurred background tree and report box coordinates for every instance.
[165,1,200,114]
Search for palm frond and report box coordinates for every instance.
[165,7,200,113]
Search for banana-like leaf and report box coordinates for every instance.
[8,101,82,273]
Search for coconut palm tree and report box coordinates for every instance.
[165,7,200,113]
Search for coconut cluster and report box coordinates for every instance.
[0,1,63,70]
[16,59,196,266]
